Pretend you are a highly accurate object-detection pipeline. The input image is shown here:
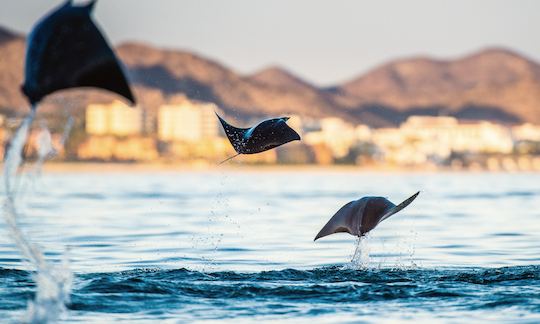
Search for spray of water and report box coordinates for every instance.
[4,110,36,192]
[2,107,72,323]
[398,220,419,269]
[386,214,419,269]
[342,234,371,270]
[15,115,74,198]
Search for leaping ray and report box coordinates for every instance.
[21,0,135,106]
[314,192,420,241]
[216,113,301,163]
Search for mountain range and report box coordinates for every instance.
[1,25,539,126]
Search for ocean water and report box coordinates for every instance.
[0,170,539,322]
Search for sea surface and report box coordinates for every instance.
[0,170,539,322]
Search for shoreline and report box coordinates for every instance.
[2,162,538,174]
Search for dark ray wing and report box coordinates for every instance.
[217,114,301,157]
[21,0,135,106]
[215,113,250,153]
[314,201,358,241]
[379,191,420,223]
[245,118,301,153]
[359,197,396,235]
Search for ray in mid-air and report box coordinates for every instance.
[21,0,135,108]
[2,1,138,320]
[216,113,301,164]
[314,192,420,241]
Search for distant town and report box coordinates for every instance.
[1,96,540,171]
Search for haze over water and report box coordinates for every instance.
[0,170,539,322]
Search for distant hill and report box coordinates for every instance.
[1,25,539,126]
[117,42,339,120]
[334,48,540,125]
[0,27,20,45]
[0,27,26,112]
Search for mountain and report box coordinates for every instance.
[0,27,20,45]
[117,43,339,120]
[334,48,540,124]
[0,27,26,112]
[1,24,539,126]
[249,66,315,91]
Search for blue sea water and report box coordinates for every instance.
[0,170,539,322]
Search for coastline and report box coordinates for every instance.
[2,161,537,174]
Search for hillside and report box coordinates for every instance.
[1,25,539,126]
[335,48,540,124]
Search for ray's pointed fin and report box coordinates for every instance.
[314,201,356,241]
[215,112,250,154]
[379,191,420,223]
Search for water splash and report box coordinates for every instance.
[15,115,74,197]
[344,234,371,269]
[4,110,36,192]
[24,253,72,323]
[190,173,229,271]
[34,115,74,174]
[37,122,53,160]
[401,228,418,269]
[392,214,419,269]
[2,108,72,323]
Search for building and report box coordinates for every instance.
[399,116,513,154]
[77,136,158,161]
[86,100,142,136]
[286,115,304,136]
[157,100,220,142]
[371,116,514,165]
[512,123,540,142]
[304,117,365,159]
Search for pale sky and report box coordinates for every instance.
[1,0,539,86]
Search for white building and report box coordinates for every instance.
[400,116,514,154]
[158,100,220,142]
[371,116,514,165]
[512,123,540,142]
[86,100,142,136]
[304,117,362,158]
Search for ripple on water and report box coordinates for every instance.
[2,265,538,320]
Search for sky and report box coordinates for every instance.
[1,0,539,86]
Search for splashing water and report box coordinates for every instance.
[395,228,418,269]
[194,172,231,270]
[344,235,371,269]
[346,229,418,270]
[383,219,419,269]
[15,115,74,198]
[2,108,72,323]
[4,110,36,192]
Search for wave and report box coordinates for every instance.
[1,265,539,320]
